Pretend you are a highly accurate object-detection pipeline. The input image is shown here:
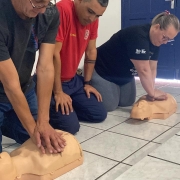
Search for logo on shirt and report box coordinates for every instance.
[130,67,138,76]
[70,33,76,37]
[84,30,90,40]
[135,49,146,54]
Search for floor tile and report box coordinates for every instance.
[2,136,16,148]
[154,80,170,87]
[115,156,180,180]
[158,86,180,95]
[81,131,147,161]
[136,83,143,89]
[174,95,180,103]
[165,81,180,87]
[175,123,180,128]
[55,151,118,180]
[123,142,160,165]
[153,128,180,143]
[176,103,180,113]
[80,114,127,130]
[75,125,103,143]
[3,143,20,153]
[108,106,131,118]
[147,113,180,127]
[150,135,180,164]
[136,89,146,97]
[97,163,131,180]
[109,119,170,141]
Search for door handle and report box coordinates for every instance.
[165,0,174,9]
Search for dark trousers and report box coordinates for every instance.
[50,75,107,134]
[0,89,38,152]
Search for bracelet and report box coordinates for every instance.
[83,80,91,86]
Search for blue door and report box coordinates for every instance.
[122,0,180,79]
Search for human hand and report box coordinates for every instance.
[31,122,66,154]
[154,89,167,100]
[84,84,102,102]
[147,89,167,101]
[54,91,73,115]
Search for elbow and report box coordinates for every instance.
[86,48,97,58]
[3,82,21,95]
[138,68,150,76]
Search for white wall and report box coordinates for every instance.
[97,0,121,46]
[79,0,121,68]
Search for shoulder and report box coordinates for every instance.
[121,24,150,41]
[36,5,60,27]
[43,5,59,21]
[56,0,73,15]
[0,2,9,35]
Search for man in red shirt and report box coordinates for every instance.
[50,0,109,134]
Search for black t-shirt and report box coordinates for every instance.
[0,0,59,102]
[95,24,160,85]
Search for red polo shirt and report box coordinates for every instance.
[56,0,98,81]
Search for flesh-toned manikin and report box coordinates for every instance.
[130,93,177,120]
[0,130,83,180]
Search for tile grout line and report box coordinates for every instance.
[148,155,180,166]
[95,162,132,180]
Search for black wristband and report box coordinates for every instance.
[83,80,91,86]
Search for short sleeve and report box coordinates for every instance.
[42,6,60,44]
[56,5,68,42]
[0,27,10,61]
[126,32,150,60]
[89,19,99,40]
[150,47,159,60]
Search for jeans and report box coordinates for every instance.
[0,89,38,152]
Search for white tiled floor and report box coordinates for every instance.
[2,78,180,180]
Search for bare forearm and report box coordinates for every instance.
[84,61,95,81]
[151,69,157,88]
[139,71,154,97]
[53,54,63,93]
[36,66,54,123]
[84,49,97,81]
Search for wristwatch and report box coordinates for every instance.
[83,80,91,86]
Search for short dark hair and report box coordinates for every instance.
[97,0,109,7]
[83,0,109,7]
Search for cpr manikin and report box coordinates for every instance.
[130,93,177,120]
[0,130,83,180]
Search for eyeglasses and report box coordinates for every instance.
[29,0,56,9]
[162,33,174,42]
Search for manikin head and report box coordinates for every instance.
[74,0,108,26]
[149,11,180,47]
[11,0,56,19]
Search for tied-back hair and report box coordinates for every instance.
[83,0,109,7]
[151,11,180,31]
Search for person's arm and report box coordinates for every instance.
[83,39,102,101]
[52,41,73,115]
[35,43,66,154]
[0,59,36,139]
[131,59,154,96]
[149,60,157,87]
[131,59,167,100]
[84,39,97,82]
